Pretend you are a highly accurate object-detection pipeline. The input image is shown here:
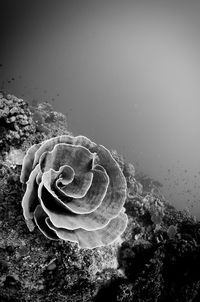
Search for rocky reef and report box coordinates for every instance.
[0,92,35,149]
[1,92,200,302]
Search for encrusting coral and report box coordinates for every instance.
[20,135,128,249]
[0,92,35,148]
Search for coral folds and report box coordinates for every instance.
[20,135,128,248]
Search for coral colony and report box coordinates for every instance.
[20,135,128,248]
[0,92,35,147]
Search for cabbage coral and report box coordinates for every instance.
[20,135,128,249]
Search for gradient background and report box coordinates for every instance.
[1,0,200,218]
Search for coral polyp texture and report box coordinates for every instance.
[20,135,128,249]
[0,92,35,147]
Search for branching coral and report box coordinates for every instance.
[20,135,128,249]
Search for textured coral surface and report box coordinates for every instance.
[0,92,35,149]
[20,135,128,248]
[1,93,200,302]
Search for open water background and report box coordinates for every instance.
[1,0,200,218]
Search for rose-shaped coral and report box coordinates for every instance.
[20,135,128,248]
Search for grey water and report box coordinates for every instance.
[1,0,200,218]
